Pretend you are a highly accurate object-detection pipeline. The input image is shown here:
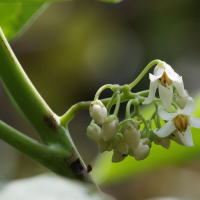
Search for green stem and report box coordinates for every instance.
[129,59,161,89]
[154,103,161,129]
[94,84,113,101]
[113,94,120,116]
[0,120,54,164]
[0,28,58,144]
[106,92,119,114]
[126,99,138,119]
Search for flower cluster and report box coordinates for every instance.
[143,61,200,148]
[87,100,150,162]
[86,60,200,163]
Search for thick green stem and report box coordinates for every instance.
[129,59,161,89]
[0,28,58,144]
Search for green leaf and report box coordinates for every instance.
[92,92,200,186]
[0,3,46,41]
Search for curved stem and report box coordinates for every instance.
[94,84,113,101]
[113,94,120,116]
[126,99,138,119]
[129,59,161,89]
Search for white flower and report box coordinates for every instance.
[89,100,107,125]
[155,97,200,147]
[143,61,187,111]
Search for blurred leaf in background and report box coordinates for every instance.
[0,3,47,41]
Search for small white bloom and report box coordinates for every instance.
[143,61,187,111]
[87,124,102,142]
[122,119,141,151]
[134,138,150,161]
[89,100,107,125]
[112,150,126,163]
[102,115,119,141]
[155,97,200,147]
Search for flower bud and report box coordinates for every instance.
[122,119,140,151]
[170,130,185,146]
[98,139,112,153]
[113,133,128,155]
[112,150,126,163]
[87,124,102,142]
[154,134,170,149]
[159,137,171,149]
[89,100,107,125]
[173,90,189,109]
[134,138,150,161]
[128,148,134,157]
[102,115,119,141]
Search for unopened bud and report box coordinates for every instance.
[122,119,140,151]
[112,150,126,163]
[173,90,189,109]
[154,134,170,149]
[102,115,119,141]
[170,130,185,146]
[160,137,171,149]
[134,138,150,161]
[112,133,128,154]
[87,124,102,142]
[98,139,112,153]
[89,100,107,125]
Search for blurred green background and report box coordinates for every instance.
[1,0,200,199]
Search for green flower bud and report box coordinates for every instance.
[173,90,189,109]
[122,119,140,151]
[102,115,119,141]
[89,100,107,125]
[98,139,112,153]
[86,124,101,142]
[154,134,171,149]
[112,150,126,163]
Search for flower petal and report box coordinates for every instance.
[165,69,180,81]
[179,97,195,116]
[154,121,176,137]
[178,127,194,147]
[159,84,173,112]
[143,80,159,105]
[153,67,164,78]
[189,116,200,129]
[172,77,187,97]
[158,106,177,121]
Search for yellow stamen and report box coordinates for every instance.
[159,71,172,89]
[174,115,188,133]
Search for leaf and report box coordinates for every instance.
[91,92,200,186]
[0,174,114,200]
[0,3,46,41]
